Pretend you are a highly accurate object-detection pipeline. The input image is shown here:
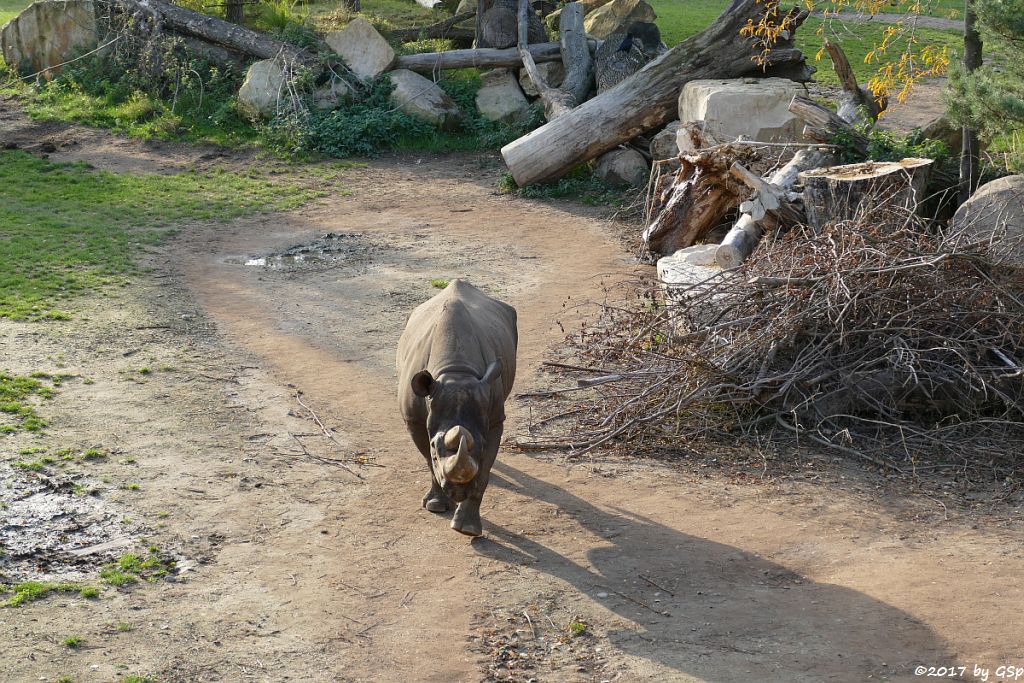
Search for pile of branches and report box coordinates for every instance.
[531,207,1024,478]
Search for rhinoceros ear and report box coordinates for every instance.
[479,360,501,385]
[411,370,435,398]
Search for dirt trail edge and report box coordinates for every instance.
[1,123,1021,681]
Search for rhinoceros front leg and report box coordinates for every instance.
[407,421,450,513]
[451,423,502,537]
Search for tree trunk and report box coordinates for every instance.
[715,149,834,268]
[960,0,982,204]
[800,158,933,231]
[500,0,814,186]
[393,42,563,73]
[788,96,869,155]
[824,39,883,125]
[517,0,591,119]
[122,0,317,67]
[225,0,244,24]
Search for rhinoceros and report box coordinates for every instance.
[396,279,518,536]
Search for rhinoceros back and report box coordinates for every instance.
[397,279,517,424]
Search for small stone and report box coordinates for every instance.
[325,17,396,80]
[518,61,564,98]
[236,59,288,120]
[596,591,609,598]
[649,121,681,161]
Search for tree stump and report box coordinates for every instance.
[799,158,934,231]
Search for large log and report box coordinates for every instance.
[799,158,934,230]
[500,0,814,186]
[824,39,884,126]
[394,42,563,73]
[125,0,317,67]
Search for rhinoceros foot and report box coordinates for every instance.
[422,488,450,513]
[451,502,482,537]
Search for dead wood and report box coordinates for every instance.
[393,42,562,73]
[389,11,476,43]
[517,0,591,119]
[824,39,884,125]
[788,95,868,155]
[800,158,933,230]
[501,0,815,186]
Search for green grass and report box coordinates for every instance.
[0,372,56,433]
[649,0,963,88]
[62,635,83,649]
[100,547,176,587]
[1,581,99,607]
[430,278,449,289]
[0,150,320,320]
[0,0,29,26]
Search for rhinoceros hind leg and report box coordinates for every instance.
[451,501,482,536]
[422,486,450,513]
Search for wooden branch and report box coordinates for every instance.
[557,2,592,107]
[517,0,585,119]
[788,95,869,156]
[824,39,883,126]
[390,11,476,43]
[500,0,814,186]
[716,149,834,268]
[393,42,562,72]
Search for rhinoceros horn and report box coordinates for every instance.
[441,426,477,484]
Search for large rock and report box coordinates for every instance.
[595,148,649,188]
[518,60,564,98]
[951,175,1024,267]
[650,121,681,161]
[583,0,656,40]
[237,59,287,120]
[678,78,805,144]
[1,0,101,77]
[475,68,530,123]
[546,0,613,28]
[919,114,963,155]
[325,17,395,80]
[388,69,463,130]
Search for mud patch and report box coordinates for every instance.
[0,462,140,583]
[232,232,394,273]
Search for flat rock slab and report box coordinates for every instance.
[236,59,287,120]
[389,69,463,130]
[476,68,530,123]
[952,174,1024,267]
[326,17,396,80]
[1,0,101,77]
[678,78,806,144]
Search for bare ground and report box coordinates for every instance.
[1,102,1023,683]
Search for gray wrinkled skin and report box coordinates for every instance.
[396,279,517,536]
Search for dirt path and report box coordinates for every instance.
[2,110,1023,682]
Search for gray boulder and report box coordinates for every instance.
[325,18,396,80]
[951,175,1024,267]
[475,68,530,123]
[595,148,649,188]
[518,61,564,98]
[583,0,656,40]
[1,0,101,77]
[237,59,287,120]
[650,121,681,161]
[388,69,463,130]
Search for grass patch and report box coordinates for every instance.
[1,581,100,607]
[100,547,176,587]
[0,150,319,320]
[0,371,56,433]
[0,0,29,25]
[430,278,449,289]
[497,166,631,206]
[62,635,83,649]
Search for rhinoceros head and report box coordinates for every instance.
[410,361,501,498]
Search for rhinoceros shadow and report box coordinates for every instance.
[473,462,951,682]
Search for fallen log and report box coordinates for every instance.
[788,95,869,156]
[715,148,835,268]
[824,39,884,126]
[389,11,476,43]
[799,158,934,230]
[124,0,317,67]
[500,0,814,186]
[642,146,757,256]
[393,42,562,73]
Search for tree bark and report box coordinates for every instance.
[121,0,317,67]
[390,11,475,43]
[960,0,982,204]
[393,42,562,73]
[500,0,814,186]
[824,39,883,125]
[225,0,244,24]
[715,149,834,268]
[788,95,869,156]
[800,158,933,231]
[517,0,591,119]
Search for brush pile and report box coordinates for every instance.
[529,204,1024,477]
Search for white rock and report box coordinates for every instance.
[236,59,287,120]
[388,69,463,130]
[649,121,681,161]
[518,61,565,98]
[475,68,530,123]
[312,77,353,110]
[678,78,805,144]
[1,0,101,77]
[595,148,649,188]
[952,174,1024,267]
[657,245,722,312]
[325,17,396,80]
